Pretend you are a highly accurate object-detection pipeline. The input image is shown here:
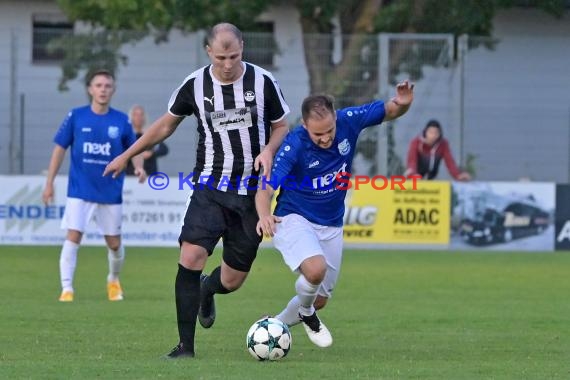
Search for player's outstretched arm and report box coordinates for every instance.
[255,184,281,237]
[384,80,414,121]
[42,145,66,205]
[104,113,182,178]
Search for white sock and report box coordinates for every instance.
[276,296,302,326]
[295,275,320,317]
[60,240,79,292]
[107,245,125,282]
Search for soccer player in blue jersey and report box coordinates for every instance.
[255,81,414,347]
[42,69,146,303]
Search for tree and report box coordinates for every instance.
[55,0,564,95]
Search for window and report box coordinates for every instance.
[32,14,73,63]
[242,22,276,68]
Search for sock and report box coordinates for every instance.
[276,296,302,326]
[107,245,125,282]
[202,266,231,302]
[295,275,320,317]
[175,264,201,352]
[60,240,79,292]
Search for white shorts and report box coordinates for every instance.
[61,197,123,236]
[273,213,343,298]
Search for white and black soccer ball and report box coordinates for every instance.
[246,317,292,361]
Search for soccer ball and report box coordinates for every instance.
[246,317,292,361]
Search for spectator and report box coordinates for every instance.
[126,105,169,175]
[405,119,471,181]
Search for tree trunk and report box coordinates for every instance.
[299,0,383,103]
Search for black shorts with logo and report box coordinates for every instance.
[179,187,262,272]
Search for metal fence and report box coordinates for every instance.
[1,29,568,181]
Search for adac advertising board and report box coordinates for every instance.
[342,180,450,244]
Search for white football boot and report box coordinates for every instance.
[299,312,333,348]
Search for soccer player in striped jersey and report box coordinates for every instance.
[104,23,290,358]
[255,81,414,348]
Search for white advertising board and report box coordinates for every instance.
[0,175,188,247]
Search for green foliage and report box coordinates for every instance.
[375,0,497,35]
[57,0,272,32]
[376,0,565,34]
[53,0,566,91]
[55,0,275,88]
[48,30,141,91]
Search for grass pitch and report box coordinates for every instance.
[0,246,569,379]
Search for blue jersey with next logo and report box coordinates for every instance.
[270,101,386,226]
[54,106,136,204]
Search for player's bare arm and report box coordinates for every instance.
[104,113,182,178]
[255,184,281,237]
[254,118,288,179]
[384,80,414,121]
[42,145,66,205]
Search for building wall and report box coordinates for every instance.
[462,9,570,182]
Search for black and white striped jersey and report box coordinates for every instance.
[168,62,290,195]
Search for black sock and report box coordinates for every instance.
[175,264,201,352]
[203,266,231,300]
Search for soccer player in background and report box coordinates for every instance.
[42,69,146,303]
[404,119,471,181]
[104,23,290,358]
[255,81,414,347]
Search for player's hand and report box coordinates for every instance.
[458,172,472,182]
[103,155,129,178]
[134,167,147,184]
[256,215,282,238]
[392,80,414,106]
[42,183,54,205]
[254,149,273,180]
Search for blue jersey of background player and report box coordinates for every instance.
[269,99,386,227]
[54,104,136,204]
[43,69,145,303]
[255,81,414,348]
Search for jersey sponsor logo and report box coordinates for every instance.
[107,126,119,139]
[210,108,253,132]
[338,138,350,156]
[244,90,255,102]
[312,162,348,189]
[308,160,320,168]
[204,95,215,106]
[82,127,92,132]
[83,141,111,156]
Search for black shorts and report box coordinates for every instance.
[179,187,262,272]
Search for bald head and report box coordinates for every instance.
[207,23,243,48]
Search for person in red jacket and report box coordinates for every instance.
[405,119,471,181]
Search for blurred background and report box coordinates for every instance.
[0,0,569,181]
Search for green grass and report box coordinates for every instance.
[0,246,569,379]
